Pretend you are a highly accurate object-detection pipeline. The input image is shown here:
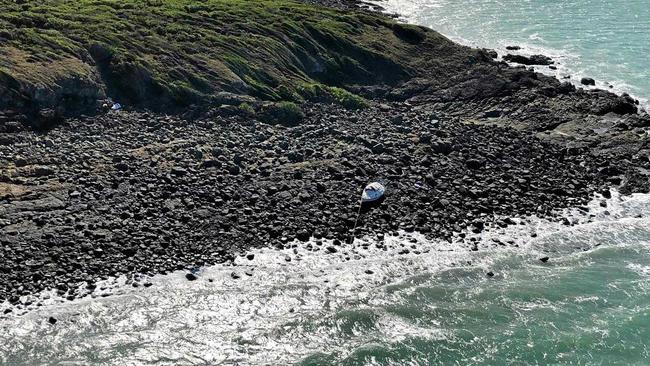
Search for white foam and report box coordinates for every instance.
[1,189,648,365]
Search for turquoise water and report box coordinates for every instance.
[1,191,649,365]
[378,0,650,107]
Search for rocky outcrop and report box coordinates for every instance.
[503,53,554,65]
[0,0,648,309]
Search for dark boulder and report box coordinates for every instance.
[466,159,484,169]
[503,54,553,65]
[581,77,596,86]
[202,159,222,168]
[430,139,452,154]
[326,246,338,254]
[171,167,188,176]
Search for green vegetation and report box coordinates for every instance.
[260,101,304,126]
[0,0,474,116]
[298,83,368,109]
[237,102,255,115]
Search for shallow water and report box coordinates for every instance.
[1,190,649,365]
[377,0,650,108]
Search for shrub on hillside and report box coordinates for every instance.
[298,83,368,109]
[260,101,304,126]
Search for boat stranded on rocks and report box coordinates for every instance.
[361,182,385,204]
[0,0,649,308]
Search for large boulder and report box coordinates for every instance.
[503,54,554,66]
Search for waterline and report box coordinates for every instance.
[1,191,649,365]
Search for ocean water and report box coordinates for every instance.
[1,190,649,365]
[377,0,650,108]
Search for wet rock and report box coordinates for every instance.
[185,273,198,281]
[539,256,550,263]
[581,77,596,86]
[503,54,553,65]
[48,317,57,325]
[296,230,310,241]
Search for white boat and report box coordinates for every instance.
[361,182,385,203]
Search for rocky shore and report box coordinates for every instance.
[1,0,650,309]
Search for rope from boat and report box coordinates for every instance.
[349,199,363,245]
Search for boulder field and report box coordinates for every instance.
[0,0,649,307]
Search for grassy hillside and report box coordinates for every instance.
[0,0,477,122]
